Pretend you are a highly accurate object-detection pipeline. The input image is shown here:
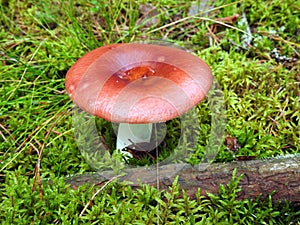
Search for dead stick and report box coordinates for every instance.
[32,112,66,200]
[65,154,300,204]
[78,175,121,218]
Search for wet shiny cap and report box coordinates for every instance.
[65,43,213,123]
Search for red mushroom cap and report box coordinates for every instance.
[65,43,213,123]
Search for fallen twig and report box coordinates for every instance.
[32,112,66,200]
[78,175,121,218]
[65,154,300,205]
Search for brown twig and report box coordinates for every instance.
[14,126,42,154]
[0,123,19,145]
[209,14,240,33]
[32,112,65,200]
[78,175,121,218]
[206,22,220,45]
[66,154,300,204]
[214,13,240,24]
[0,125,44,174]
[0,130,8,143]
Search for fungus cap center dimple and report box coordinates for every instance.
[117,66,155,82]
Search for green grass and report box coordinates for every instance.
[0,0,299,224]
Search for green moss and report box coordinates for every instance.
[0,0,299,223]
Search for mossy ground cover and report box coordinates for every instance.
[0,0,299,224]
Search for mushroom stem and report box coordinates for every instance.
[116,123,153,157]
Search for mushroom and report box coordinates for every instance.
[65,43,213,158]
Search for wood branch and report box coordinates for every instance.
[65,154,300,204]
